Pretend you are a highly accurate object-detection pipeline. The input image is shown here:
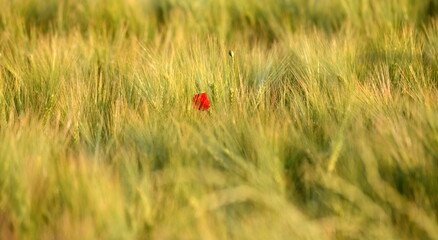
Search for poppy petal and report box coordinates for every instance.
[192,93,210,111]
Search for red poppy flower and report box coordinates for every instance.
[192,93,210,111]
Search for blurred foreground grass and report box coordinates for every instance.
[0,0,438,239]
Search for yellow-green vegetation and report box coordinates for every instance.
[0,0,438,239]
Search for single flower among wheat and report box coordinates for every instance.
[192,93,210,111]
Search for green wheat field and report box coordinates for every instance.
[0,0,438,239]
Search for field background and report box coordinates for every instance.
[0,0,438,239]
